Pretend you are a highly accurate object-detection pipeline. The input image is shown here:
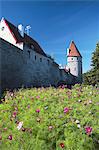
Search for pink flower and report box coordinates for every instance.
[4,127,7,131]
[12,111,17,118]
[85,126,92,135]
[27,105,30,109]
[60,143,65,148]
[48,126,53,130]
[61,85,65,89]
[64,107,69,113]
[36,109,40,113]
[36,96,40,99]
[14,107,18,111]
[8,135,12,140]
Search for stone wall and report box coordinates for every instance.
[67,56,82,83]
[0,38,78,96]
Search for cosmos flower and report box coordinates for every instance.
[8,135,12,140]
[36,109,40,113]
[17,121,23,130]
[36,96,40,99]
[4,127,7,131]
[85,126,92,135]
[60,143,65,148]
[77,124,81,128]
[12,111,17,118]
[61,85,65,89]
[27,105,30,109]
[64,107,69,113]
[10,92,14,97]
[75,120,80,124]
[14,107,18,111]
[78,99,82,102]
[48,126,53,130]
[89,100,92,104]
[44,106,48,110]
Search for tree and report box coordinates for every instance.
[83,42,99,85]
[91,43,99,70]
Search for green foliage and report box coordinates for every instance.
[0,85,99,150]
[91,43,99,69]
[83,42,99,85]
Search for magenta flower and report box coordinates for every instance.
[85,126,92,135]
[61,85,65,89]
[60,143,65,148]
[4,127,7,131]
[8,135,12,140]
[12,111,17,118]
[64,107,69,113]
[36,109,40,113]
[27,105,30,109]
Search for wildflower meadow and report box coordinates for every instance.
[0,84,99,150]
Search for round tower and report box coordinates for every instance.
[67,41,82,83]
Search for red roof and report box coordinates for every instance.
[68,41,82,57]
[4,19,47,56]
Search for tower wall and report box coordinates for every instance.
[67,56,82,83]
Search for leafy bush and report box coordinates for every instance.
[0,85,99,150]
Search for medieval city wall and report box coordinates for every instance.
[0,38,77,96]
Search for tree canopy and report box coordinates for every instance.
[83,42,99,85]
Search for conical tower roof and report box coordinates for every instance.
[68,41,82,57]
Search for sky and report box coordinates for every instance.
[0,0,99,73]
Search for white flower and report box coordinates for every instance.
[89,100,92,104]
[75,120,80,124]
[17,121,23,130]
[89,111,92,114]
[78,99,82,102]
[77,124,81,128]
[90,92,92,95]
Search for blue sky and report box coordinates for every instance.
[0,0,99,73]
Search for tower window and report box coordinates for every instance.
[35,55,36,60]
[27,50,30,58]
[1,26,4,31]
[40,58,42,62]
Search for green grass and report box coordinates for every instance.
[0,84,99,150]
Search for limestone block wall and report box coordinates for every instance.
[0,38,79,96]
[0,38,61,95]
[59,69,77,85]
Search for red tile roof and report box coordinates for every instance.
[68,41,82,57]
[4,19,47,56]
